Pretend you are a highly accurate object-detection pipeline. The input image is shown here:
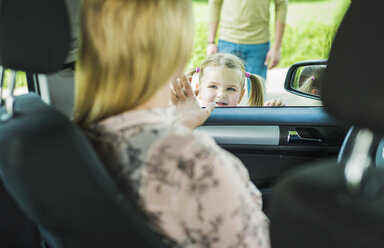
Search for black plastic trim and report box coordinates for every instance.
[204,106,347,128]
[284,59,327,100]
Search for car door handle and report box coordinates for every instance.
[287,130,323,144]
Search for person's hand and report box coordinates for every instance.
[206,43,218,57]
[171,75,215,129]
[264,98,285,107]
[264,46,281,69]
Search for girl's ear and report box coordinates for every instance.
[238,89,245,103]
[311,89,318,95]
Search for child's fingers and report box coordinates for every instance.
[264,99,276,106]
[264,98,285,107]
[273,98,285,106]
[265,99,273,106]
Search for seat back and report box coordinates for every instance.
[0,177,41,247]
[0,0,169,247]
[0,0,70,246]
[37,63,75,117]
[0,94,169,248]
[36,0,79,118]
[270,1,384,247]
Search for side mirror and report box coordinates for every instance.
[284,60,327,100]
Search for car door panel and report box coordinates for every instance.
[199,107,349,211]
[198,125,280,145]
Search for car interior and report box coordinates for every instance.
[0,0,383,247]
[269,0,384,247]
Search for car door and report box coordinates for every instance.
[198,106,349,213]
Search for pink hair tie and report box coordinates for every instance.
[196,67,200,73]
[245,72,251,78]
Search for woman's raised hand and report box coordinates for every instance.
[171,75,215,129]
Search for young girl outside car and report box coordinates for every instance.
[190,53,284,107]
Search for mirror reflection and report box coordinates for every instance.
[292,65,326,97]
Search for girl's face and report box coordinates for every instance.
[198,66,245,107]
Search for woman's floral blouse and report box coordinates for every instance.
[86,107,270,248]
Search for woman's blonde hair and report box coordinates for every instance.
[74,0,194,126]
[188,53,264,106]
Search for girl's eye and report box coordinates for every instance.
[208,85,218,89]
[227,87,237,92]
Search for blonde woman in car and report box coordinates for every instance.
[74,0,270,247]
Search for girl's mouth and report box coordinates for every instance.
[215,101,228,107]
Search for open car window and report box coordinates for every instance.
[2,69,28,97]
[189,0,350,107]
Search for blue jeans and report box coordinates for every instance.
[218,40,269,95]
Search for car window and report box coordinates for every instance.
[2,69,28,98]
[189,0,350,107]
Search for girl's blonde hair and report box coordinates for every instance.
[74,0,194,126]
[189,53,264,106]
[298,65,325,94]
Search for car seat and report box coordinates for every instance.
[33,0,79,118]
[0,179,41,247]
[269,1,384,248]
[0,0,170,247]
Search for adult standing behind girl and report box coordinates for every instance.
[74,0,270,247]
[206,0,287,81]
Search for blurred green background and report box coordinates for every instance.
[3,70,27,89]
[188,0,350,69]
[7,0,350,90]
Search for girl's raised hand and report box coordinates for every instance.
[171,75,215,129]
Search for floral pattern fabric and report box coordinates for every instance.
[86,107,270,248]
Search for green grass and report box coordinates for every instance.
[189,0,350,69]
[3,70,27,89]
[286,0,341,26]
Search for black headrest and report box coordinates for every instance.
[0,0,70,73]
[322,1,384,135]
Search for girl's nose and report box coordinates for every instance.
[217,89,227,98]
